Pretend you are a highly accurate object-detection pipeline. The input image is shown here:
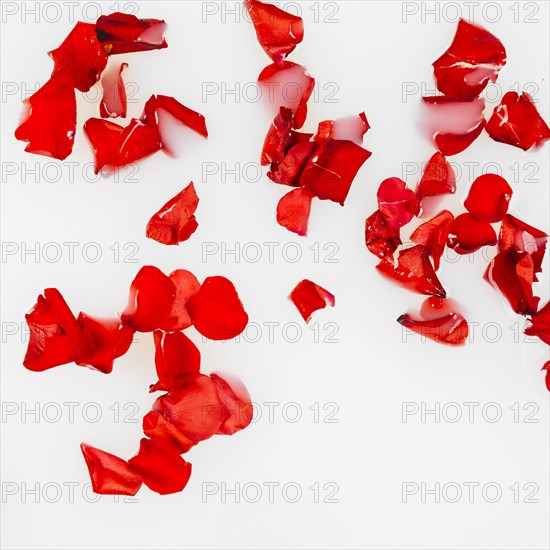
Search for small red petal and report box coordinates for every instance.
[410,210,454,270]
[432,19,506,101]
[80,443,142,496]
[365,210,402,261]
[268,141,317,186]
[416,151,456,199]
[276,187,314,236]
[314,112,370,145]
[543,361,550,392]
[447,213,497,254]
[486,92,550,151]
[211,373,253,435]
[15,79,76,161]
[245,0,304,65]
[186,276,248,340]
[100,62,128,118]
[146,182,199,245]
[121,266,176,332]
[289,280,335,323]
[150,331,201,393]
[95,12,168,55]
[128,438,191,495]
[261,107,300,165]
[377,177,419,228]
[464,174,512,222]
[524,302,550,345]
[160,269,201,332]
[142,411,195,454]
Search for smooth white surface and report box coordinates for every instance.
[1,1,549,549]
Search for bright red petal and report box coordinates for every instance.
[543,362,550,392]
[365,210,402,261]
[314,112,370,145]
[261,107,296,165]
[447,213,497,254]
[377,177,419,228]
[416,151,456,199]
[410,210,454,270]
[276,187,313,236]
[211,373,253,435]
[524,302,550,345]
[160,269,201,332]
[268,141,317,186]
[464,174,512,222]
[100,62,128,118]
[142,411,195,453]
[289,280,335,323]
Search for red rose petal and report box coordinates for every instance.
[49,22,108,92]
[160,269,201,332]
[377,177,419,229]
[146,182,199,245]
[186,276,249,340]
[128,438,191,495]
[76,313,134,374]
[300,140,371,205]
[289,280,335,323]
[314,112,370,145]
[447,213,497,254]
[142,411,195,454]
[376,245,446,297]
[82,117,124,173]
[276,187,314,236]
[100,62,128,118]
[121,266,176,332]
[150,331,201,393]
[261,107,295,165]
[410,210,454,270]
[24,288,81,372]
[416,151,456,199]
[464,174,512,222]
[365,210,402,261]
[95,12,168,55]
[245,0,304,65]
[432,19,506,101]
[80,443,142,496]
[211,373,253,436]
[542,361,550,392]
[524,302,550,346]
[15,79,76,161]
[486,92,550,151]
[268,141,317,186]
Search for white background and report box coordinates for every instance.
[1,1,549,549]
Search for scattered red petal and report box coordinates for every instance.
[447,213,497,254]
[268,141,317,186]
[142,411,195,454]
[410,210,454,270]
[314,112,370,145]
[416,151,456,199]
[289,280,335,323]
[160,269,201,332]
[486,92,550,151]
[100,62,128,118]
[261,107,297,165]
[524,302,550,346]
[80,443,142,496]
[276,187,314,236]
[543,361,550,392]
[377,178,419,229]
[211,373,253,436]
[365,210,402,261]
[464,174,512,222]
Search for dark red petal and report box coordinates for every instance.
[261,107,295,165]
[211,373,253,436]
[416,151,456,199]
[464,174,512,222]
[300,140,371,205]
[142,411,195,454]
[377,177,419,228]
[486,92,550,151]
[245,0,304,65]
[80,443,142,496]
[49,22,108,92]
[365,210,402,261]
[150,331,201,393]
[314,112,370,145]
[95,12,168,55]
[398,297,468,345]
[128,438,191,495]
[152,374,224,443]
[15,79,76,161]
[121,266,176,332]
[160,269,201,332]
[146,182,199,245]
[447,213,497,254]
[100,62,128,118]
[24,288,81,372]
[524,302,550,345]
[410,210,454,270]
[289,280,335,323]
[276,187,314,236]
[186,276,248,340]
[376,245,446,297]
[268,141,317,186]
[76,314,134,374]
[432,19,506,101]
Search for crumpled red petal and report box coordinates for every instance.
[100,62,128,118]
[432,19,506,101]
[80,443,142,496]
[49,21,108,92]
[211,373,253,436]
[486,92,550,151]
[290,280,335,323]
[160,269,201,332]
[410,210,454,270]
[15,79,76,161]
[245,0,304,65]
[276,187,314,236]
[128,438,191,495]
[377,177,419,228]
[397,297,468,345]
[76,313,134,374]
[150,331,201,393]
[416,151,456,199]
[121,266,176,332]
[268,141,317,186]
[447,213,497,254]
[464,174,512,222]
[142,411,195,454]
[24,288,81,372]
[186,276,249,340]
[377,245,446,297]
[524,301,550,346]
[365,210,402,261]
[95,12,168,55]
[146,182,199,245]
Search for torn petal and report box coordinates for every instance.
[365,210,402,261]
[377,177,419,228]
[464,174,512,222]
[410,210,454,270]
[142,411,195,454]
[100,62,128,118]
[290,280,335,323]
[416,151,456,199]
[276,187,314,236]
[447,213,497,254]
[211,373,253,436]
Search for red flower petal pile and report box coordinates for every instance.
[24,266,252,495]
